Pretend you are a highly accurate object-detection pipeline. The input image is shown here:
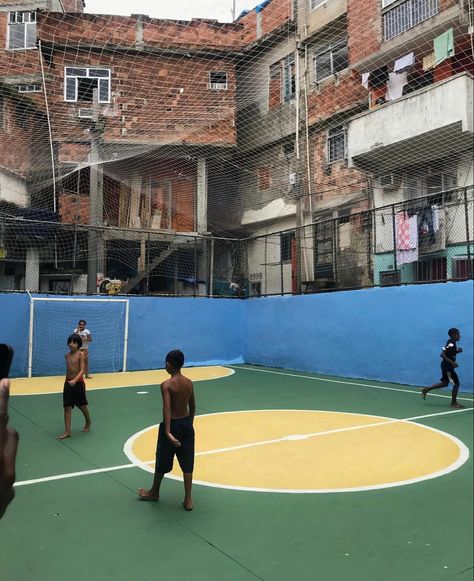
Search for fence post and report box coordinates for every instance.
[209,236,214,297]
[464,188,472,279]
[391,204,398,277]
[193,236,198,297]
[280,234,284,295]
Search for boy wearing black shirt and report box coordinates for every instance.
[422,328,464,408]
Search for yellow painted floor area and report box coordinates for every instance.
[128,410,463,492]
[11,366,233,396]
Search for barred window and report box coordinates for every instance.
[314,42,348,82]
[327,126,347,163]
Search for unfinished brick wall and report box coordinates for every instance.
[37,40,237,147]
[347,0,381,64]
[306,72,367,125]
[310,131,368,207]
[38,12,244,51]
[0,92,48,177]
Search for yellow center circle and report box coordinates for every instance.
[124,410,468,493]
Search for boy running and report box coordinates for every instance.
[422,328,464,408]
[138,350,196,511]
[59,334,92,439]
[73,320,92,379]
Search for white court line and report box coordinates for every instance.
[230,365,474,402]
[14,407,472,488]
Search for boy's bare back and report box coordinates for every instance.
[162,375,194,420]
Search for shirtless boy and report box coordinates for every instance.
[59,334,92,439]
[138,350,196,511]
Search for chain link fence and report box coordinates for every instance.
[0,187,472,297]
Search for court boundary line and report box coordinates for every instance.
[15,406,471,490]
[11,367,235,397]
[229,365,474,402]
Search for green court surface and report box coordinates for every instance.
[1,366,473,581]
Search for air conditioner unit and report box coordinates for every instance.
[78,108,93,119]
[208,83,227,90]
[380,173,402,190]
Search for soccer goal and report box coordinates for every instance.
[27,297,129,377]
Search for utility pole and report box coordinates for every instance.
[87,89,104,294]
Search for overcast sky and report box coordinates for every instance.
[84,0,257,22]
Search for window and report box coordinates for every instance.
[314,42,348,82]
[208,72,228,90]
[383,0,439,41]
[18,84,42,93]
[258,167,271,190]
[327,125,347,163]
[415,257,447,282]
[281,231,295,262]
[310,0,328,9]
[452,257,474,280]
[64,67,111,103]
[283,55,296,101]
[380,270,401,286]
[7,11,36,49]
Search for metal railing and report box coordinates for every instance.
[0,186,472,298]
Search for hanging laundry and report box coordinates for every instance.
[434,28,455,65]
[368,66,389,89]
[386,71,408,101]
[432,205,440,232]
[393,52,415,73]
[361,72,370,89]
[422,52,436,71]
[396,211,412,250]
[397,215,419,265]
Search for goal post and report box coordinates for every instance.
[27,297,130,378]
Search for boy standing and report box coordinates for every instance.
[422,328,464,408]
[59,334,92,439]
[73,320,92,379]
[138,350,196,511]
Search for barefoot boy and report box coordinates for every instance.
[59,334,92,439]
[138,350,196,511]
[422,328,464,408]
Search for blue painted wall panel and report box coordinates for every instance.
[0,282,472,391]
[243,281,473,391]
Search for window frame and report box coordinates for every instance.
[208,71,228,90]
[310,0,329,10]
[314,40,349,83]
[7,11,37,50]
[64,67,112,104]
[326,125,347,164]
[280,231,296,263]
[282,55,296,102]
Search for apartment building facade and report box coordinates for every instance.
[0,0,472,295]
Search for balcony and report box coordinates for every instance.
[347,74,473,174]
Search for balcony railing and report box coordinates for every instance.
[383,0,439,41]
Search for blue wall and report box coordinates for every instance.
[1,282,472,391]
[0,294,244,377]
[243,281,473,391]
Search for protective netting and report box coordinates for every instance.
[0,0,473,297]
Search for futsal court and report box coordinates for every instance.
[2,364,473,581]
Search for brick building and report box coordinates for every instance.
[0,0,473,294]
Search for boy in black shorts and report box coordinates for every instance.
[138,350,196,510]
[422,328,464,408]
[59,334,92,439]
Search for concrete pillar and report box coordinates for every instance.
[197,157,208,234]
[25,247,40,291]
